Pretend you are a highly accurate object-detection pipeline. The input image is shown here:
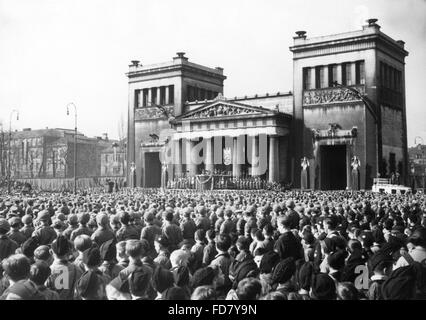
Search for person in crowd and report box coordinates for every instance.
[29,261,60,300]
[0,254,44,300]
[46,235,82,300]
[0,219,18,261]
[20,214,34,240]
[91,213,116,246]
[32,210,57,245]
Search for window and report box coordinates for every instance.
[169,85,174,104]
[342,63,352,86]
[315,66,321,89]
[160,86,166,105]
[328,65,337,87]
[151,88,157,104]
[355,61,365,84]
[303,67,312,90]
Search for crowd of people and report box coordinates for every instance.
[0,186,425,300]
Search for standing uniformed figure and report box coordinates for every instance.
[351,156,361,191]
[301,157,310,190]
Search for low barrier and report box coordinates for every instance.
[13,177,126,192]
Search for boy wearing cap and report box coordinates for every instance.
[202,230,217,267]
[32,211,57,245]
[20,215,34,240]
[367,251,393,300]
[7,217,26,246]
[99,239,123,279]
[154,236,172,269]
[29,262,60,300]
[63,214,78,240]
[75,246,109,300]
[91,213,116,247]
[70,213,92,242]
[0,218,18,261]
[162,210,183,252]
[141,211,162,258]
[46,235,82,300]
[116,211,139,242]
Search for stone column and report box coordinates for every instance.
[323,66,329,88]
[174,139,182,177]
[336,64,342,85]
[156,87,161,105]
[310,67,316,89]
[251,136,258,177]
[165,86,170,105]
[186,139,197,176]
[232,137,241,177]
[205,137,214,173]
[350,62,357,86]
[147,87,152,105]
[269,136,279,182]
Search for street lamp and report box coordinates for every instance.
[66,103,77,194]
[332,81,380,178]
[8,109,19,194]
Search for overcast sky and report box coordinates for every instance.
[0,0,425,146]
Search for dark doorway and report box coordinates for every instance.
[320,145,347,190]
[145,152,161,187]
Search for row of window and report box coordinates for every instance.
[136,85,175,108]
[379,62,402,93]
[303,61,365,90]
[186,85,219,102]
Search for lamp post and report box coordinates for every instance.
[66,103,77,194]
[332,82,380,179]
[8,109,19,194]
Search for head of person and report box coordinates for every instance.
[191,285,217,300]
[126,240,144,260]
[2,254,31,283]
[29,261,51,286]
[324,217,337,233]
[0,218,10,235]
[170,249,190,268]
[129,267,151,299]
[253,247,266,268]
[33,245,53,266]
[298,261,314,292]
[236,236,250,253]
[261,291,287,300]
[152,266,175,294]
[194,229,206,243]
[206,229,216,242]
[236,277,262,300]
[96,213,109,228]
[51,235,71,260]
[368,251,394,276]
[270,257,296,287]
[154,236,169,254]
[407,227,426,249]
[116,241,128,261]
[310,273,336,300]
[277,215,292,233]
[76,270,104,300]
[336,282,359,300]
[215,233,232,253]
[162,286,190,300]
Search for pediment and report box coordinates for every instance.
[178,100,275,120]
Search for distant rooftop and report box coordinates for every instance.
[127,52,226,79]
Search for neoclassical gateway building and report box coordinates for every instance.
[126,19,408,190]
